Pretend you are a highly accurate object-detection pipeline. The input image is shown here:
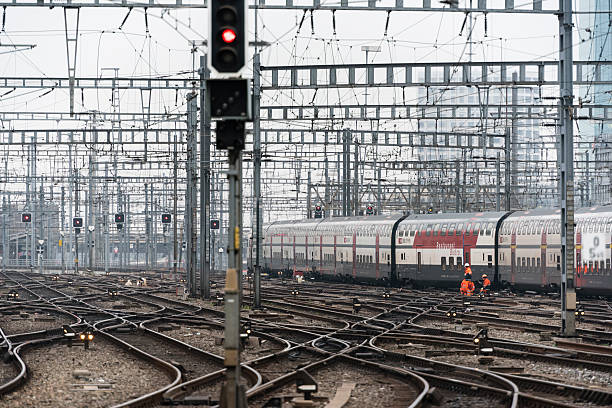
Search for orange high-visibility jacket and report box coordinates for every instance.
[465,266,472,276]
[460,279,475,295]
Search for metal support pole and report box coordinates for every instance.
[220,147,247,408]
[2,195,6,272]
[455,160,461,212]
[377,167,382,215]
[145,183,150,268]
[496,152,501,212]
[200,55,211,299]
[253,51,262,307]
[104,166,109,275]
[353,140,359,216]
[559,0,576,336]
[88,154,94,272]
[186,92,198,295]
[511,72,518,207]
[585,152,590,206]
[60,187,65,273]
[173,131,178,275]
[307,171,312,219]
[505,128,511,211]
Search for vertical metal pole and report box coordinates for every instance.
[104,166,109,275]
[455,159,461,212]
[585,152,590,206]
[377,167,382,215]
[2,195,6,272]
[353,140,359,216]
[145,183,150,268]
[307,171,312,219]
[88,154,94,271]
[31,140,36,270]
[496,152,501,212]
[505,128,511,210]
[74,169,79,275]
[511,72,518,207]
[152,185,157,269]
[337,152,341,217]
[462,150,467,212]
[324,151,330,217]
[126,194,131,267]
[220,147,247,408]
[186,92,198,295]
[61,187,65,273]
[200,55,211,299]
[173,131,179,275]
[253,54,263,307]
[559,0,576,336]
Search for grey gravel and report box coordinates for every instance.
[2,335,171,407]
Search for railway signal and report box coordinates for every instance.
[161,213,171,223]
[314,205,323,218]
[73,217,83,234]
[211,219,220,229]
[366,204,374,215]
[115,213,124,230]
[21,213,31,223]
[209,0,246,74]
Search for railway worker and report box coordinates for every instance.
[464,263,472,279]
[480,274,491,295]
[460,275,475,296]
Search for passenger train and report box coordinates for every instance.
[262,206,612,295]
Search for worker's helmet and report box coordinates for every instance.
[465,263,470,267]
[482,274,487,278]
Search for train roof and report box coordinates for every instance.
[265,205,612,231]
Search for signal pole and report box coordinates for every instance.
[559,0,576,336]
[209,0,249,404]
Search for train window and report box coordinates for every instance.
[448,223,455,235]
[441,224,447,236]
[600,260,605,275]
[409,228,415,237]
[433,224,440,236]
[527,258,531,268]
[426,226,432,236]
[486,223,493,236]
[449,257,455,269]
[456,224,463,236]
[417,224,424,236]
[488,255,492,268]
[457,257,462,266]
[607,259,611,275]
[441,257,446,270]
[607,219,612,232]
[532,257,535,268]
[537,258,541,268]
[474,223,481,236]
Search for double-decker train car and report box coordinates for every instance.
[262,206,612,295]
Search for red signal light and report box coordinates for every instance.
[221,29,237,43]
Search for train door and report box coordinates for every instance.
[417,252,422,273]
[375,233,380,279]
[319,235,323,273]
[511,228,517,284]
[333,235,337,275]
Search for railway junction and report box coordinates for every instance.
[0,0,611,407]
